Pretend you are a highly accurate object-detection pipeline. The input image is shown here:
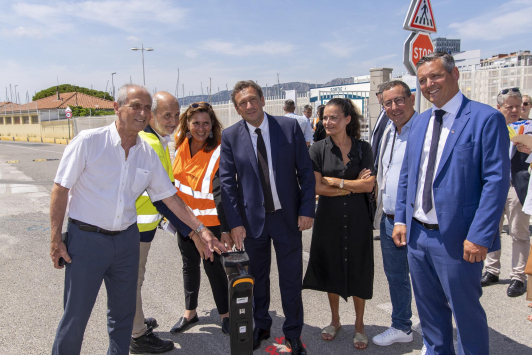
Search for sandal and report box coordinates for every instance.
[321,325,341,341]
[354,332,368,350]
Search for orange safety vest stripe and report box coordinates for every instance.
[173,138,221,227]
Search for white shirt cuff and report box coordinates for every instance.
[394,222,406,226]
[149,188,176,202]
[526,153,532,164]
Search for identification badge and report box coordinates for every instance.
[239,326,246,333]
[236,297,248,304]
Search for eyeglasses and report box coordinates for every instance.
[383,97,406,108]
[499,88,520,95]
[189,102,212,109]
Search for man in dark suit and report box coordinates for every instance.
[219,80,315,355]
[371,84,390,172]
[393,52,509,354]
[482,89,530,297]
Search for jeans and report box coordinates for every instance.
[380,215,412,331]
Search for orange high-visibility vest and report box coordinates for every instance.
[173,139,221,226]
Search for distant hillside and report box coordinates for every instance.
[180,77,355,104]
[33,84,113,102]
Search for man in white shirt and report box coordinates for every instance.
[392,52,509,354]
[302,104,313,129]
[50,84,226,355]
[283,99,313,146]
[372,80,417,347]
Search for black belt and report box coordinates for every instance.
[386,214,395,220]
[413,217,439,230]
[68,218,121,236]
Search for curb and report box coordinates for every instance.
[0,136,71,145]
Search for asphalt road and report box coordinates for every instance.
[0,140,530,355]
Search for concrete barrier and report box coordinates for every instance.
[42,138,55,144]
[55,139,68,145]
[28,137,43,142]
[0,136,14,141]
[14,137,29,142]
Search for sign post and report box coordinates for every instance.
[403,0,437,113]
[65,106,72,140]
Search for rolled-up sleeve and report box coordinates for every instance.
[146,156,176,202]
[54,134,87,189]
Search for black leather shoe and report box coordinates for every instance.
[221,317,230,335]
[252,327,271,350]
[170,314,199,334]
[144,317,159,329]
[285,337,307,355]
[480,271,499,287]
[507,279,526,297]
[130,328,174,354]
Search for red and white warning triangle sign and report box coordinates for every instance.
[403,0,437,33]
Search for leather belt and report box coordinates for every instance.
[385,214,395,220]
[413,217,439,230]
[68,218,121,236]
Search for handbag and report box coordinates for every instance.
[357,140,377,224]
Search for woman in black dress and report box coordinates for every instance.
[302,98,375,350]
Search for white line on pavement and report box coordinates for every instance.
[0,143,64,154]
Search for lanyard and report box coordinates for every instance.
[386,129,397,173]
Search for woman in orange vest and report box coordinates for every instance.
[170,102,232,335]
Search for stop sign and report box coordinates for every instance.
[403,31,434,75]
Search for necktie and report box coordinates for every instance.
[255,128,275,213]
[422,109,446,214]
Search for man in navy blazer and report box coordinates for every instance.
[392,52,510,355]
[219,80,315,355]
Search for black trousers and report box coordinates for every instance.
[177,225,229,314]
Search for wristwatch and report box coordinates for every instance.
[339,179,344,189]
[195,223,205,235]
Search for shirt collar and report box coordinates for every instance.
[246,112,269,135]
[391,111,418,133]
[432,90,463,116]
[110,121,142,147]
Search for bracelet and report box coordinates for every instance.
[195,223,205,235]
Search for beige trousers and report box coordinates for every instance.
[131,241,152,338]
[485,186,531,282]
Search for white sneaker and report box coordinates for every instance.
[421,344,427,355]
[372,327,414,346]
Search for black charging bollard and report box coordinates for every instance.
[221,251,254,355]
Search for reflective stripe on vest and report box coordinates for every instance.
[173,141,221,226]
[137,213,162,224]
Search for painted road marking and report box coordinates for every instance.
[33,159,60,162]
[0,143,64,154]
[6,160,19,163]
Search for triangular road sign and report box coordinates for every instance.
[403,0,437,33]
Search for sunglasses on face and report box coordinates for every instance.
[499,88,520,95]
[189,102,212,109]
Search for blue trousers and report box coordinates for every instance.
[408,220,489,355]
[244,210,304,339]
[52,222,140,355]
[380,215,412,331]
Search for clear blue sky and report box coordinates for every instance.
[0,0,530,101]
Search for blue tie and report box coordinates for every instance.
[422,109,446,214]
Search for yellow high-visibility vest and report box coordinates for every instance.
[135,130,174,232]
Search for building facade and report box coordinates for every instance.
[434,37,461,53]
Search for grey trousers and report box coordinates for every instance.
[52,222,140,355]
[132,241,151,338]
[486,186,531,282]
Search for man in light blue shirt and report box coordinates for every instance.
[372,80,418,347]
[284,99,313,146]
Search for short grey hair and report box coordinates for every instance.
[497,88,522,106]
[416,51,455,73]
[116,84,150,107]
[151,94,162,114]
[231,80,264,106]
[381,80,412,97]
[284,99,296,112]
[377,83,385,95]
[303,104,312,111]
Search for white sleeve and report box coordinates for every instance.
[304,120,314,143]
[145,154,176,202]
[53,134,87,189]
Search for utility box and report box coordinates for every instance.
[221,251,255,355]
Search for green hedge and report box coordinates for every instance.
[33,84,113,101]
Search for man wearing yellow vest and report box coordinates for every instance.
[130,91,190,354]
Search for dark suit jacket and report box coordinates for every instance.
[511,149,531,206]
[219,113,316,238]
[371,110,389,170]
[395,96,510,253]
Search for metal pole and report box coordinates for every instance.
[415,78,421,113]
[176,68,180,98]
[209,78,212,103]
[141,44,146,86]
[277,73,280,99]
[111,72,116,99]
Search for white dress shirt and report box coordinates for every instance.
[285,112,314,144]
[412,91,464,224]
[54,122,177,231]
[245,113,282,210]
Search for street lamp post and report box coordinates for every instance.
[111,72,117,99]
[131,44,154,86]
